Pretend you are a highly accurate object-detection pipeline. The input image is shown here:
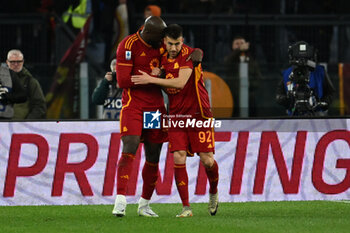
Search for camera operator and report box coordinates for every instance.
[276,41,335,116]
[0,65,27,119]
[92,59,122,119]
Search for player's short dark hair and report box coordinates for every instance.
[233,35,245,42]
[163,24,183,40]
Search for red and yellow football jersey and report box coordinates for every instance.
[161,44,212,118]
[116,31,165,110]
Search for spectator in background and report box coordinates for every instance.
[138,4,162,30]
[61,0,92,34]
[92,59,122,120]
[144,5,161,18]
[110,0,129,62]
[224,35,262,117]
[6,50,47,119]
[0,65,27,119]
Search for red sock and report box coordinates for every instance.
[141,161,159,200]
[174,164,189,207]
[116,153,135,195]
[205,160,219,194]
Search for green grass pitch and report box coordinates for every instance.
[1,201,350,233]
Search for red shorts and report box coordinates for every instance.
[168,124,215,155]
[120,106,168,143]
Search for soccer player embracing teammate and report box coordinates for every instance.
[132,24,219,217]
[112,16,168,217]
[113,17,205,217]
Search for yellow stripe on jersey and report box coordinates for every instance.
[210,127,215,149]
[118,63,133,66]
[194,64,210,119]
[182,47,189,56]
[124,35,135,49]
[186,149,194,157]
[125,35,138,50]
[126,37,138,50]
[119,88,132,131]
[125,35,137,49]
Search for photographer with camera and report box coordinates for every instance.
[0,65,27,119]
[6,49,47,119]
[276,41,335,116]
[92,59,122,119]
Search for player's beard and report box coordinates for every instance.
[169,50,179,59]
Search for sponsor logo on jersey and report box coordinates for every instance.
[126,51,131,60]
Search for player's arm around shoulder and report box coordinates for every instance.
[131,68,192,89]
[176,68,192,88]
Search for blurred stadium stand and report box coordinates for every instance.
[1,13,350,118]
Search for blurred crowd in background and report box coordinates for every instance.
[1,0,350,119]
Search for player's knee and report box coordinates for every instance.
[145,153,160,163]
[200,152,214,168]
[144,142,162,163]
[122,136,140,154]
[174,151,187,164]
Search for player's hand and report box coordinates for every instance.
[187,48,203,63]
[0,87,9,104]
[131,70,153,85]
[105,72,113,81]
[0,87,9,95]
[151,67,161,76]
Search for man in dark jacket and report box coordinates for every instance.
[6,49,47,119]
[0,65,27,119]
[224,35,262,117]
[92,59,122,120]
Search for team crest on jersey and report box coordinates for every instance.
[140,52,146,56]
[150,58,160,69]
[174,62,179,69]
[125,51,131,60]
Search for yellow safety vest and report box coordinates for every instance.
[62,0,90,29]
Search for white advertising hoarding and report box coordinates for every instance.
[0,119,350,206]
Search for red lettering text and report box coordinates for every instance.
[253,131,307,194]
[4,134,49,197]
[52,133,98,196]
[312,130,350,194]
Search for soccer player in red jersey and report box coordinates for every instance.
[113,17,203,217]
[132,24,219,217]
[112,16,167,217]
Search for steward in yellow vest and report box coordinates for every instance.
[62,0,90,29]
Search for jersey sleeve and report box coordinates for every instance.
[179,46,194,70]
[116,37,134,88]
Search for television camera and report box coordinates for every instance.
[287,41,327,116]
